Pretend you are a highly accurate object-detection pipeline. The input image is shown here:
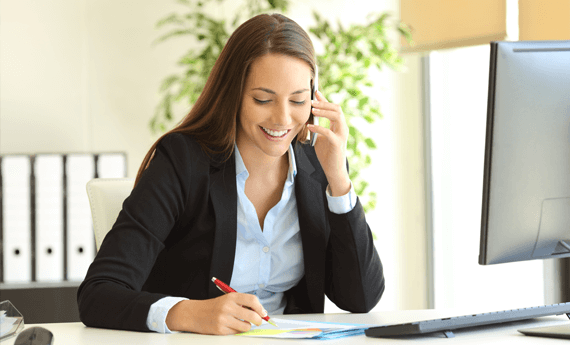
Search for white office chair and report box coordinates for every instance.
[86,178,134,251]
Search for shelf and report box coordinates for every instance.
[0,281,81,323]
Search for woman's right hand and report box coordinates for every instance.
[165,293,266,335]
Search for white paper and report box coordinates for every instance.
[236,317,369,339]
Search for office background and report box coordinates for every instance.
[1,0,568,323]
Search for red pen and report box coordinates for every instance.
[211,277,278,327]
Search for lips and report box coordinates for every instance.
[260,126,290,138]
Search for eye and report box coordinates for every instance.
[291,100,306,105]
[254,98,271,104]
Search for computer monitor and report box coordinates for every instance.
[479,40,570,266]
[366,40,570,340]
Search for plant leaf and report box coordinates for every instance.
[364,138,377,149]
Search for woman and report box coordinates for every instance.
[77,13,384,335]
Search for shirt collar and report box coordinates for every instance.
[234,144,297,181]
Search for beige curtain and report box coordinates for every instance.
[400,0,507,53]
[519,0,570,40]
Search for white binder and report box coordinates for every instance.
[34,155,64,282]
[98,153,126,178]
[66,154,95,281]
[1,156,32,283]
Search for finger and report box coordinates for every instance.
[307,122,335,140]
[234,307,264,327]
[312,106,342,123]
[312,97,342,111]
[232,293,265,326]
[225,317,253,334]
[205,308,250,335]
[312,101,344,123]
[312,110,347,138]
[315,89,329,102]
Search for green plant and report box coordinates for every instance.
[309,12,411,214]
[151,0,411,232]
[150,0,289,133]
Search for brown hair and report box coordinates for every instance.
[135,13,316,186]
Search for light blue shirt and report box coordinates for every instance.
[146,144,357,333]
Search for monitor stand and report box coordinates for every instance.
[518,314,570,339]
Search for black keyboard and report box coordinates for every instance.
[365,302,570,338]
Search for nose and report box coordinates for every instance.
[271,100,293,128]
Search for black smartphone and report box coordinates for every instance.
[310,65,319,146]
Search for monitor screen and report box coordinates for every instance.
[479,40,570,265]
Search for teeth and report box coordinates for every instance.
[262,127,288,137]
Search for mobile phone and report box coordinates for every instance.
[310,65,319,146]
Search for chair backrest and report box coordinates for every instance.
[86,178,134,251]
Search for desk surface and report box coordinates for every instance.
[6,309,570,344]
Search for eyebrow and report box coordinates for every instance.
[252,87,310,95]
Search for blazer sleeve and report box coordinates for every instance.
[324,186,384,313]
[77,133,193,332]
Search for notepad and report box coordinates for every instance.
[236,318,371,339]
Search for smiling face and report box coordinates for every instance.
[236,53,312,161]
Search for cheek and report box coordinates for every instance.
[294,105,311,123]
[239,103,260,127]
[291,107,310,136]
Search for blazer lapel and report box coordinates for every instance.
[207,155,238,298]
[294,143,328,312]
[204,144,328,308]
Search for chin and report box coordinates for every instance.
[258,142,291,158]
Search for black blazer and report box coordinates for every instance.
[77,133,384,332]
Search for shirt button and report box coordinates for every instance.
[259,283,265,288]
[263,246,269,253]
[152,322,158,328]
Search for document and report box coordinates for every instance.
[236,318,371,339]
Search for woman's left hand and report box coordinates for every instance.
[307,90,351,196]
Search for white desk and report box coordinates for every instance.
[6,310,570,344]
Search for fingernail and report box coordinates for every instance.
[262,309,268,317]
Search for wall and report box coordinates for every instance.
[0,0,428,311]
[0,0,190,179]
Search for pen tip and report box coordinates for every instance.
[211,277,216,282]
[268,319,278,328]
